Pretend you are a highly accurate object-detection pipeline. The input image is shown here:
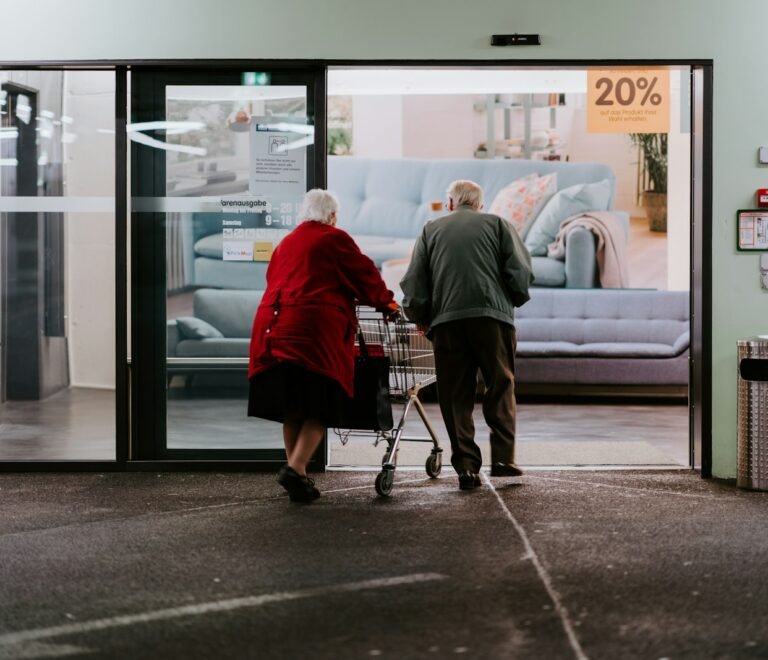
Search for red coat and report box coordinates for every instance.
[248,221,395,396]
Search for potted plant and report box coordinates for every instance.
[328,127,352,155]
[630,133,668,232]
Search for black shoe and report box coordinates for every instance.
[277,465,321,502]
[490,462,524,477]
[458,471,481,491]
[278,474,317,496]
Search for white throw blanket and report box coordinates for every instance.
[547,211,629,288]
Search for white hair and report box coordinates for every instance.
[447,180,483,210]
[298,189,339,225]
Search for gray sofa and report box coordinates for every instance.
[515,288,690,386]
[168,289,263,360]
[179,157,629,291]
[169,288,689,389]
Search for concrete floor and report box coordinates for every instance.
[1,470,766,659]
[0,387,690,467]
[330,398,689,468]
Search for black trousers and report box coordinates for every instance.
[431,318,517,474]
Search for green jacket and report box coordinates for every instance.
[400,205,534,330]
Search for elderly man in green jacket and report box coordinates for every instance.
[400,179,534,491]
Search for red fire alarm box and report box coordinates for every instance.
[758,189,768,207]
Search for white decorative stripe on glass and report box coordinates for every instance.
[0,197,291,213]
[131,197,235,213]
[0,197,114,212]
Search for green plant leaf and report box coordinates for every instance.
[629,133,668,193]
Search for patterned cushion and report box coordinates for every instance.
[488,173,557,237]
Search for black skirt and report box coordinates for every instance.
[248,362,350,427]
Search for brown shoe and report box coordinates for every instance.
[490,463,524,477]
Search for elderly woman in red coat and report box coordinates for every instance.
[248,189,398,502]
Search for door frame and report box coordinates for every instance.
[129,64,327,465]
[690,65,712,476]
[322,60,712,476]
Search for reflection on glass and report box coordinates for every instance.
[0,71,116,460]
[162,83,311,450]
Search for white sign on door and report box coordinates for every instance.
[249,117,307,196]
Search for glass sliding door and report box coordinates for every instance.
[0,70,117,462]
[130,67,324,462]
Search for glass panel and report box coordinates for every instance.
[0,71,116,460]
[161,83,311,450]
[325,66,691,469]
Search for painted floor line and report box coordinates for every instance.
[0,497,281,542]
[482,473,589,660]
[0,573,448,648]
[0,640,91,659]
[527,475,741,500]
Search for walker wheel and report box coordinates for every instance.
[375,469,395,497]
[381,449,398,465]
[425,452,442,478]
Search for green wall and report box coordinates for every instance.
[3,0,765,477]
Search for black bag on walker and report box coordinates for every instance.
[339,331,393,431]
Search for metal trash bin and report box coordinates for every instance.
[737,336,768,490]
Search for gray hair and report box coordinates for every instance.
[298,188,339,225]
[447,180,483,210]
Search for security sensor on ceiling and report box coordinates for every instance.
[491,34,541,46]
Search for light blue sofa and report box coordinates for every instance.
[169,288,689,388]
[328,156,630,289]
[179,157,629,291]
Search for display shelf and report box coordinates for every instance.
[476,94,562,160]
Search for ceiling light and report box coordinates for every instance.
[130,131,207,156]
[327,68,588,95]
[128,121,205,133]
[166,85,305,102]
[96,123,205,134]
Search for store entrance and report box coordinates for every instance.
[127,61,710,473]
[323,64,709,472]
[130,67,325,463]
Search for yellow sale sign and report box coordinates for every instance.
[587,70,670,133]
[253,241,274,261]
